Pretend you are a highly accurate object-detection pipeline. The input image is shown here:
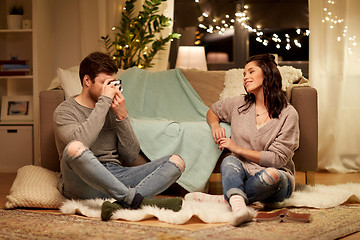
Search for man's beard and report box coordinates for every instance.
[88,89,101,104]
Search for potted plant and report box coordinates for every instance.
[101,0,181,69]
[7,4,24,29]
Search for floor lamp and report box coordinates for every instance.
[175,46,208,70]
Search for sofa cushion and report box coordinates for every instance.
[181,68,226,107]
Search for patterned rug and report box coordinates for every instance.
[1,205,360,240]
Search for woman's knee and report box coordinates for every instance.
[66,140,87,158]
[261,168,281,185]
[220,156,242,172]
[169,155,185,173]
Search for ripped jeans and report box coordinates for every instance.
[58,141,183,207]
[220,156,292,204]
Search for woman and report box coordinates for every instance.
[186,53,299,226]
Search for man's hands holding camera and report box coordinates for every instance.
[102,78,127,120]
[102,78,119,98]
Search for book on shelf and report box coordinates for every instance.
[255,209,311,223]
[0,60,28,65]
[0,60,31,76]
[0,71,30,76]
[1,64,30,70]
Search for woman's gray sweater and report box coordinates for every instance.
[212,96,300,190]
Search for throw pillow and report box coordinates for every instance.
[278,66,303,91]
[219,66,304,101]
[47,76,62,90]
[5,165,66,209]
[57,66,81,99]
[219,68,246,101]
[57,66,127,99]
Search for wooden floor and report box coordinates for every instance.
[1,171,360,239]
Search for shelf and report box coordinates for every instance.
[0,75,33,79]
[0,120,33,126]
[0,29,32,33]
[0,0,39,167]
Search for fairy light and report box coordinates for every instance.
[199,23,206,29]
[286,35,290,43]
[322,0,358,54]
[195,2,309,50]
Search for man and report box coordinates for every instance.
[54,52,185,220]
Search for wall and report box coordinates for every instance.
[52,0,82,72]
[39,0,101,86]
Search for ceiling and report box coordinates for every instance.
[174,0,309,29]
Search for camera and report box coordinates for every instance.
[108,79,123,92]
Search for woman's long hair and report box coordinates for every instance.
[238,53,288,119]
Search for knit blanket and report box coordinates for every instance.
[121,67,230,192]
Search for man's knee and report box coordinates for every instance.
[261,168,281,185]
[67,140,86,158]
[169,155,185,173]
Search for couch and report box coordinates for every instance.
[39,68,318,193]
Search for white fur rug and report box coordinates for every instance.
[61,198,241,224]
[60,183,360,224]
[272,183,360,208]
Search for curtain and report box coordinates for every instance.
[309,0,360,172]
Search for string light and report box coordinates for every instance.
[195,2,308,50]
[322,0,358,54]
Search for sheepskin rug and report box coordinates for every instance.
[60,183,360,224]
[61,198,241,224]
[272,183,360,208]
